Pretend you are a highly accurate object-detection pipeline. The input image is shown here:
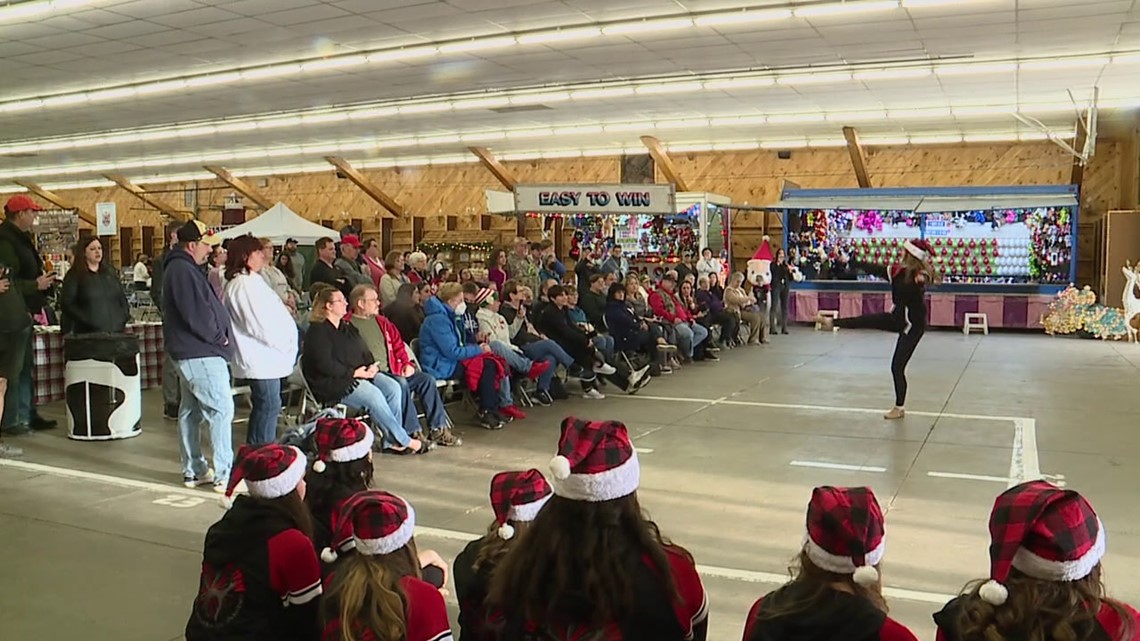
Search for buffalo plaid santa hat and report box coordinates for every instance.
[220,444,308,509]
[978,480,1106,606]
[803,486,886,587]
[311,417,374,473]
[320,490,416,563]
[549,417,639,502]
[490,469,552,540]
[902,239,933,262]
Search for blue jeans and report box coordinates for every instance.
[673,322,709,358]
[592,334,615,360]
[0,325,30,429]
[245,378,282,446]
[175,357,235,484]
[520,340,569,392]
[340,375,411,449]
[399,370,450,432]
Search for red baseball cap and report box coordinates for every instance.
[340,234,362,248]
[4,194,42,214]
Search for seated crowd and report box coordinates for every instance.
[186,416,1140,641]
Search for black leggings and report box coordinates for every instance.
[835,312,924,406]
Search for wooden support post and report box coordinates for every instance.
[468,147,518,190]
[203,166,273,210]
[324,157,400,218]
[103,174,191,221]
[842,127,872,188]
[1070,117,1089,189]
[1121,123,1140,210]
[13,181,96,225]
[639,135,690,191]
[380,218,394,255]
[412,218,425,247]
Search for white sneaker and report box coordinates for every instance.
[582,388,606,400]
[0,442,23,458]
[594,362,616,375]
[183,470,215,489]
[627,366,651,393]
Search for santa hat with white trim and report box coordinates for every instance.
[977,480,1106,606]
[220,444,308,509]
[320,490,416,563]
[752,235,774,262]
[549,417,639,503]
[803,486,886,587]
[490,469,553,540]
[903,238,933,262]
[311,417,374,473]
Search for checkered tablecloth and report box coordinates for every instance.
[33,322,164,405]
[788,289,1053,330]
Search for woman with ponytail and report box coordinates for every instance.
[320,491,453,641]
[454,469,553,640]
[933,480,1139,641]
[743,486,917,641]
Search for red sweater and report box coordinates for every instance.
[649,288,693,324]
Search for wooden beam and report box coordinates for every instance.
[842,127,872,188]
[103,174,191,221]
[203,165,273,210]
[639,135,690,191]
[12,181,95,225]
[468,146,518,190]
[323,156,399,218]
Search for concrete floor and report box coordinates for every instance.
[3,328,1140,641]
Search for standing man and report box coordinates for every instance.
[163,220,234,492]
[507,237,539,295]
[0,195,57,433]
[335,234,371,291]
[282,238,305,289]
[151,221,183,419]
[309,236,345,295]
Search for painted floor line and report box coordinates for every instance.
[927,471,1014,484]
[623,394,1025,422]
[693,563,954,605]
[0,458,212,499]
[634,447,655,454]
[790,460,887,473]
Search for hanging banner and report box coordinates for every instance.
[95,202,118,236]
[514,183,676,215]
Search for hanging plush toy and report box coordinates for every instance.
[569,230,583,260]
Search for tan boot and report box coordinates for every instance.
[883,406,905,420]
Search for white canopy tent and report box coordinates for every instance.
[214,202,338,245]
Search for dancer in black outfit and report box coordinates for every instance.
[818,239,938,420]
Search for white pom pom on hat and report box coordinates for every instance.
[498,523,516,540]
[320,547,338,564]
[313,459,327,473]
[979,579,1009,605]
[549,455,571,480]
[852,565,879,587]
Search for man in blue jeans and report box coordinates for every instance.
[162,220,234,492]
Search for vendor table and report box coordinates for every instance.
[33,322,164,405]
[788,290,1052,330]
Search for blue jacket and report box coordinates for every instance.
[162,248,234,361]
[418,296,481,380]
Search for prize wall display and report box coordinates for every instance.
[786,205,1074,285]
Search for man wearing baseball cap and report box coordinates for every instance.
[162,219,235,492]
[0,195,58,434]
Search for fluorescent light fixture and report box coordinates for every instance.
[794,1,900,19]
[185,72,242,88]
[808,138,847,147]
[510,91,572,105]
[541,150,583,159]
[552,125,605,136]
[377,138,418,148]
[635,82,705,95]
[666,144,715,153]
[460,132,506,142]
[1019,103,1076,114]
[908,134,963,144]
[963,132,1020,142]
[367,46,438,62]
[704,77,775,90]
[518,27,601,45]
[1020,57,1109,72]
[178,125,218,138]
[759,139,808,149]
[709,115,768,126]
[86,87,137,101]
[239,64,302,81]
[300,55,369,72]
[299,112,350,125]
[777,72,853,85]
[602,17,693,35]
[134,79,188,95]
[1111,54,1140,65]
[349,107,399,120]
[951,105,1014,117]
[0,98,42,113]
[603,122,649,133]
[581,148,623,157]
[439,36,517,54]
[452,96,511,110]
[504,128,554,139]
[398,102,453,115]
[42,93,89,107]
[853,68,932,81]
[499,152,542,161]
[262,116,302,129]
[901,0,986,6]
[417,135,463,146]
[695,8,792,26]
[826,110,887,122]
[935,62,1016,76]
[861,136,910,145]
[654,118,710,130]
[712,142,761,151]
[0,0,100,23]
[888,107,952,119]
[766,113,825,124]
[570,87,635,100]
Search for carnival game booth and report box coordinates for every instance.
[492,185,732,274]
[766,185,1078,330]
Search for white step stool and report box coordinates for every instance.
[815,310,839,332]
[963,312,989,335]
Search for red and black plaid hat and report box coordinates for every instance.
[549,416,639,502]
[221,444,307,509]
[312,418,374,473]
[903,239,933,261]
[978,480,1105,606]
[490,469,553,540]
[803,486,886,587]
[321,490,416,563]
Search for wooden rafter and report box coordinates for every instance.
[842,127,872,188]
[468,146,518,190]
[12,181,95,225]
[639,135,690,191]
[324,156,400,218]
[103,174,191,221]
[1070,116,1089,188]
[203,165,273,210]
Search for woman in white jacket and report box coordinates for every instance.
[223,235,299,445]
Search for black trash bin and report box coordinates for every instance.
[63,333,142,440]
